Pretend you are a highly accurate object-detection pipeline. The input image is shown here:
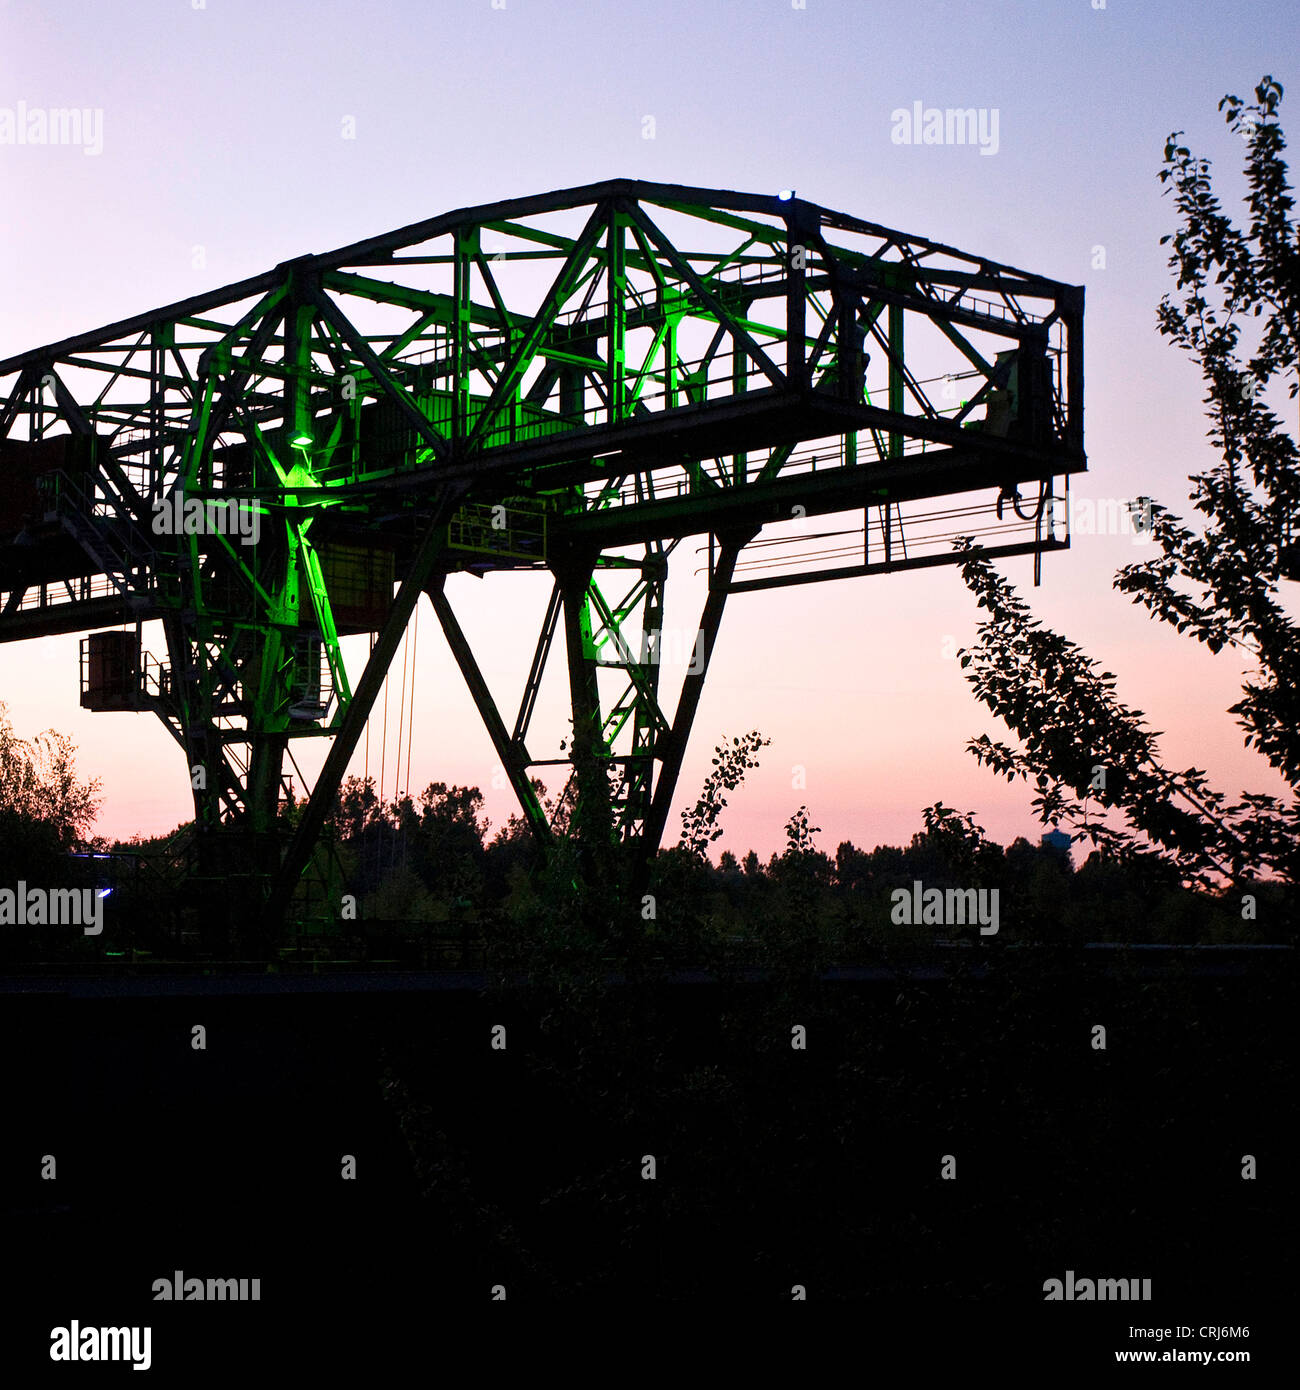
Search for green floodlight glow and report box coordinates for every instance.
[0,178,1084,938]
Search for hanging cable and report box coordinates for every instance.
[395,622,410,798]
[379,666,389,805]
[364,632,373,786]
[406,605,418,796]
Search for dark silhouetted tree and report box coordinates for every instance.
[956,76,1300,896]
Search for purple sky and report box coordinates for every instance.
[1,0,1295,860]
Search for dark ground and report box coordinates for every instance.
[0,954,1290,1373]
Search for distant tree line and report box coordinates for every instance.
[306,764,1275,963]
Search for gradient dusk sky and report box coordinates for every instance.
[1,0,1296,861]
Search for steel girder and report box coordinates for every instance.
[0,179,1085,934]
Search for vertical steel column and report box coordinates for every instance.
[785,207,808,393]
[263,489,463,927]
[624,543,667,837]
[888,302,904,458]
[557,550,611,837]
[608,205,626,424]
[453,227,473,445]
[640,527,754,861]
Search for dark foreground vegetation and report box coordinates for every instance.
[0,963,1288,1369]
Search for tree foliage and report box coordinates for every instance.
[956,76,1300,892]
[0,700,102,853]
[678,730,770,860]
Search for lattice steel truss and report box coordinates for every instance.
[0,179,1085,936]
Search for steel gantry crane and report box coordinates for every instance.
[0,179,1084,943]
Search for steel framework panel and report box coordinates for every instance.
[0,179,1085,937]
